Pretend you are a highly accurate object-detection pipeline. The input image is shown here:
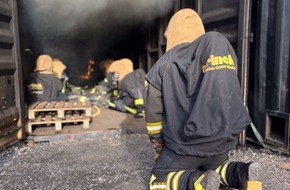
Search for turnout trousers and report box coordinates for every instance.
[149,147,263,190]
[149,147,227,190]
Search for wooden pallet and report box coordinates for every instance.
[27,101,92,133]
[27,113,90,133]
[28,101,92,120]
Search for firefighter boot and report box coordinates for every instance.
[216,161,263,190]
[192,170,220,190]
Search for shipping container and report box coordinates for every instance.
[1,0,290,154]
[0,0,24,149]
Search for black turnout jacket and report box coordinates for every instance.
[145,32,252,157]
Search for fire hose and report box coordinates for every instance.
[92,105,101,118]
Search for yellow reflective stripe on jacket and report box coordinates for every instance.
[124,106,137,114]
[28,83,43,90]
[146,122,163,135]
[108,101,116,108]
[134,98,144,106]
[61,81,66,93]
[79,96,87,103]
[113,89,119,97]
[72,87,81,92]
[90,87,96,94]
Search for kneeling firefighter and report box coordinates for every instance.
[107,68,146,118]
[145,9,263,190]
[27,55,64,104]
[52,58,69,100]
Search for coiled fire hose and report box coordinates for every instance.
[92,105,101,118]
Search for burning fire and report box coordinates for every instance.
[81,59,95,80]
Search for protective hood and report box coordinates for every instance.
[107,58,133,81]
[165,9,205,52]
[99,59,114,75]
[34,55,53,74]
[52,59,66,79]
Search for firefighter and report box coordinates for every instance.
[97,58,145,117]
[96,58,134,101]
[99,59,114,76]
[52,58,69,100]
[145,9,263,190]
[106,58,134,81]
[27,54,63,104]
[107,68,146,118]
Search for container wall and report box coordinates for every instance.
[145,0,200,72]
[145,0,248,80]
[0,0,24,149]
[248,0,290,152]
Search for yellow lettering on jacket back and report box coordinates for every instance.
[202,54,236,73]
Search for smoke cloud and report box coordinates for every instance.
[27,0,173,28]
[20,0,174,85]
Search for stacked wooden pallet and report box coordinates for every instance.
[27,101,92,133]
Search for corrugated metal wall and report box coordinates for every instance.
[248,0,290,152]
[0,0,23,149]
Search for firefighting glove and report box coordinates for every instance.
[134,105,144,118]
[150,139,164,160]
[134,98,144,118]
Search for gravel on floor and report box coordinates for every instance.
[0,134,289,190]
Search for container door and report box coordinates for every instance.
[0,0,24,149]
[248,0,290,153]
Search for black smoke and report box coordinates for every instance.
[19,0,174,85]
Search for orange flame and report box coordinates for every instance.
[81,59,95,80]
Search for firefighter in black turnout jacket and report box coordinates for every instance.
[27,55,63,104]
[107,68,146,118]
[145,9,263,190]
